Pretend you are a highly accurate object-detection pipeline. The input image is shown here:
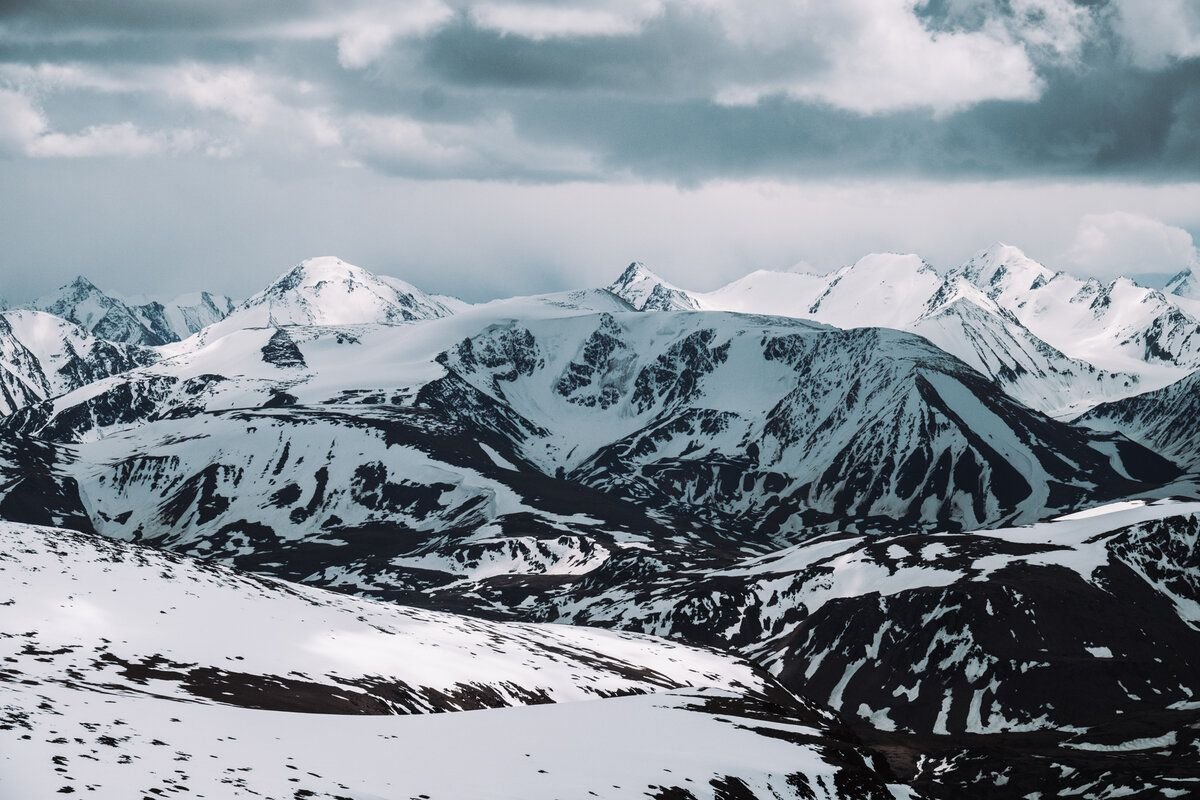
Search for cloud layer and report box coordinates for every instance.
[0,0,1197,181]
[0,1,1196,300]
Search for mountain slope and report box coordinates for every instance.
[0,520,904,800]
[0,310,156,416]
[507,499,1200,799]
[6,305,1173,540]
[909,279,1139,417]
[1077,368,1200,470]
[133,290,236,341]
[422,311,1174,536]
[617,249,1153,417]
[697,268,829,317]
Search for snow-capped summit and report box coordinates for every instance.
[201,256,454,339]
[953,243,1055,306]
[606,262,700,311]
[696,269,828,317]
[807,252,942,330]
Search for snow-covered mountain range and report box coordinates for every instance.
[33,275,235,345]
[610,244,1200,417]
[1,249,1197,799]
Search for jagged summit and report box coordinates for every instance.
[29,275,234,346]
[34,275,164,346]
[605,261,700,311]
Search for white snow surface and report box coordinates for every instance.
[0,521,767,705]
[0,520,900,800]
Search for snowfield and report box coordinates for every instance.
[0,520,906,799]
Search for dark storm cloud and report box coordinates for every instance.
[0,0,317,34]
[0,0,1196,182]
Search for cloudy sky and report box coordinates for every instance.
[1,0,1198,303]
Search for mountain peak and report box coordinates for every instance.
[269,256,375,293]
[606,261,697,311]
[608,262,667,293]
[953,243,1054,303]
[35,276,103,307]
[1166,268,1199,300]
[66,275,101,292]
[203,257,452,338]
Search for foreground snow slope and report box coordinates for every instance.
[0,521,906,800]
[0,685,907,800]
[0,521,768,712]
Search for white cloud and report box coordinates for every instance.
[170,67,279,127]
[1109,0,1200,68]
[347,115,473,171]
[700,0,1044,115]
[1061,212,1200,277]
[1005,0,1095,63]
[166,66,341,149]
[0,87,212,159]
[336,2,456,67]
[0,63,133,93]
[344,112,598,178]
[0,88,49,152]
[469,1,663,39]
[27,122,170,158]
